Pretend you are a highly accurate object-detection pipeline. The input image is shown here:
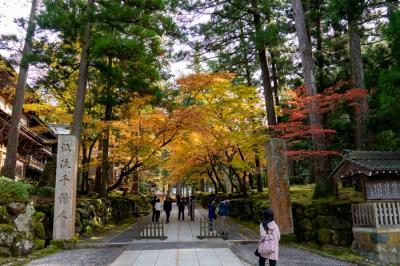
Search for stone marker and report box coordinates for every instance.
[53,135,79,240]
[265,138,294,234]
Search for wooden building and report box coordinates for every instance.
[331,151,400,265]
[0,60,57,180]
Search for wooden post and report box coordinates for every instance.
[265,139,294,234]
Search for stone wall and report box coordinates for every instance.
[36,196,150,242]
[353,226,400,265]
[0,202,46,257]
[293,201,353,246]
[196,192,354,246]
[0,196,149,258]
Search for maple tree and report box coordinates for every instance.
[162,73,268,195]
[273,84,368,158]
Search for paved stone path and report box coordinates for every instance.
[27,204,354,266]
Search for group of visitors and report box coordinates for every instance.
[207,196,231,237]
[151,193,281,266]
[150,194,195,224]
[207,195,281,266]
[176,195,195,221]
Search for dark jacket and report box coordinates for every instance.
[218,200,230,216]
[177,199,186,209]
[150,198,157,211]
[208,202,216,220]
[163,199,172,212]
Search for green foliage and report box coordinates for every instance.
[27,186,55,198]
[386,11,400,62]
[0,177,30,204]
[373,130,400,151]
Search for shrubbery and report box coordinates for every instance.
[27,185,55,198]
[0,176,30,204]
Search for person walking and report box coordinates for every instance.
[256,208,280,266]
[154,198,162,222]
[208,197,217,231]
[150,196,157,222]
[217,199,230,237]
[177,194,185,221]
[163,197,172,223]
[188,195,195,221]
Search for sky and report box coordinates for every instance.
[0,0,192,81]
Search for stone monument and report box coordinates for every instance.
[53,135,79,240]
[265,138,294,234]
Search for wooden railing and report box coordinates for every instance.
[197,219,226,239]
[352,202,400,227]
[28,157,44,171]
[137,215,167,240]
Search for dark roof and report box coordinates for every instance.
[331,151,400,181]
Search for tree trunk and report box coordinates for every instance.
[210,161,226,193]
[348,18,368,150]
[80,143,89,193]
[231,167,247,196]
[313,0,324,90]
[252,5,277,126]
[207,169,219,192]
[130,172,139,194]
[255,153,263,192]
[2,0,40,179]
[71,0,93,139]
[100,109,112,197]
[270,51,280,106]
[239,19,253,87]
[291,0,336,198]
[95,139,102,193]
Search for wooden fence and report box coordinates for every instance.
[197,219,227,239]
[137,215,167,240]
[352,202,400,227]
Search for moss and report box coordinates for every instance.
[33,212,45,223]
[318,229,333,245]
[0,223,15,233]
[0,247,11,257]
[33,239,45,251]
[50,239,76,249]
[304,208,316,218]
[297,219,313,231]
[315,216,352,230]
[33,221,45,240]
[84,225,93,236]
[0,206,10,223]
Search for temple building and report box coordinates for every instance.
[0,59,57,180]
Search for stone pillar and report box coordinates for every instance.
[53,135,79,240]
[265,138,294,234]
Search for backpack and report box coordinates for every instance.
[258,229,275,256]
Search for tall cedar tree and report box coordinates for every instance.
[291,0,336,198]
[2,0,41,180]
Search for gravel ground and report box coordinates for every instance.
[231,244,357,266]
[26,248,123,266]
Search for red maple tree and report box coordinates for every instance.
[273,83,368,160]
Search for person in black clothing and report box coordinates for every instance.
[150,196,157,222]
[177,194,185,221]
[163,197,172,223]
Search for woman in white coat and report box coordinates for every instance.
[258,209,280,266]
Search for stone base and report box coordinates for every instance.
[352,226,400,265]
